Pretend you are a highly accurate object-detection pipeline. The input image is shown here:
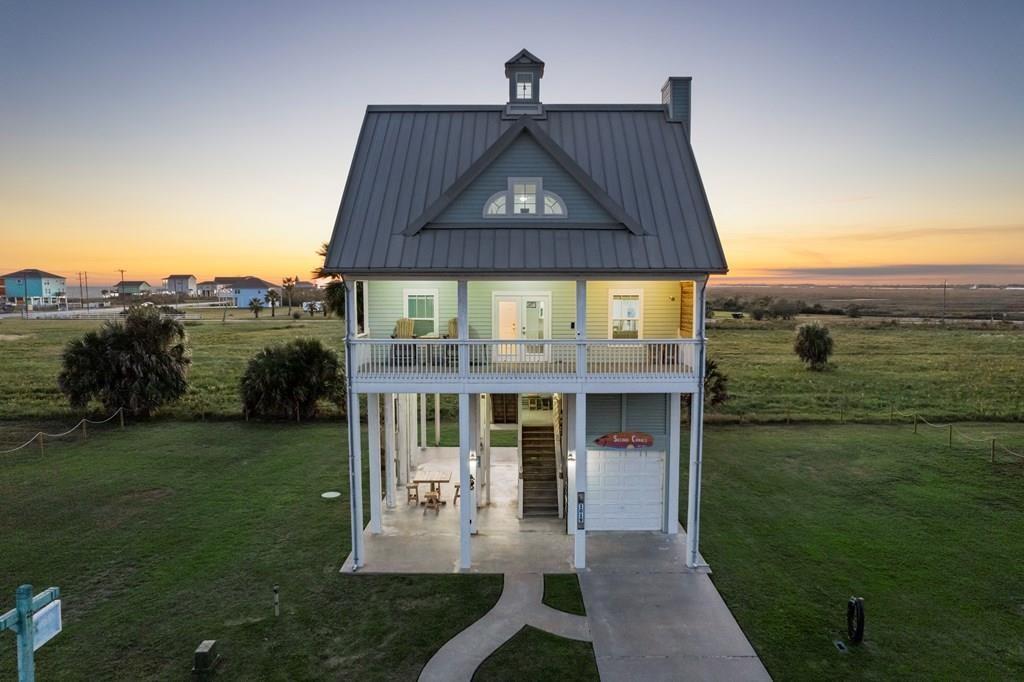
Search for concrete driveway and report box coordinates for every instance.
[579,530,771,681]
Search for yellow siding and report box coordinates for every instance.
[679,281,695,338]
[586,280,687,339]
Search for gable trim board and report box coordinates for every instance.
[404,118,644,236]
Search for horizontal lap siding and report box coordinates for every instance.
[468,281,575,339]
[585,280,684,339]
[366,280,457,337]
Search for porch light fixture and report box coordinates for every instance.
[567,450,576,461]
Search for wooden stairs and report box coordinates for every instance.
[521,424,558,517]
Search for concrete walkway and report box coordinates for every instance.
[580,531,771,681]
[419,573,591,682]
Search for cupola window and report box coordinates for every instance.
[515,73,533,100]
[483,177,567,219]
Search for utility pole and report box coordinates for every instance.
[83,271,90,310]
[942,279,947,323]
[77,272,85,311]
[118,269,127,311]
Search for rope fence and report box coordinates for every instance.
[0,407,126,455]
[891,407,1024,463]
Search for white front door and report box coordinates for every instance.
[586,450,666,531]
[493,293,550,362]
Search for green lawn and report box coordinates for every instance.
[2,316,1022,423]
[0,421,502,680]
[473,626,599,681]
[5,420,1023,679]
[542,574,587,616]
[692,423,1024,680]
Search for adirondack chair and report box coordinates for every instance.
[391,317,417,365]
[445,318,460,366]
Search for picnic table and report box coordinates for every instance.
[413,470,452,503]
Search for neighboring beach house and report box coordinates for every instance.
[215,276,278,308]
[323,50,726,571]
[114,280,151,296]
[1,268,67,308]
[164,274,197,296]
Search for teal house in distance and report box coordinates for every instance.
[1,268,67,308]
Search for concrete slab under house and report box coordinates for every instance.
[324,47,726,574]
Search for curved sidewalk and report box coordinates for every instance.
[419,572,591,682]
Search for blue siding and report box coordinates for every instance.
[586,393,669,450]
[435,134,617,225]
[235,287,271,308]
[3,276,64,298]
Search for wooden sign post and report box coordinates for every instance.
[0,584,62,682]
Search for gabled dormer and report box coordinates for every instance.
[505,49,544,116]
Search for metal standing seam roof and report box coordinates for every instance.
[324,104,727,277]
[1,268,65,279]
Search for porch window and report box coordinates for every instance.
[609,289,643,339]
[403,288,438,337]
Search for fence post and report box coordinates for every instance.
[948,424,952,448]
[991,439,996,463]
[82,420,88,441]
[913,413,918,434]
[38,433,44,456]
[119,408,125,430]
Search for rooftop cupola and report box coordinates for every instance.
[505,49,544,116]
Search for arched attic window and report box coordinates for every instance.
[483,177,567,218]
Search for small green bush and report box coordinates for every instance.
[240,338,344,421]
[794,322,834,370]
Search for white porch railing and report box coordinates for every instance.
[349,338,700,383]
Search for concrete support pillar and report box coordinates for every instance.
[574,392,587,568]
[434,393,441,446]
[666,392,681,534]
[384,393,396,508]
[459,392,472,569]
[367,393,382,534]
[419,392,427,449]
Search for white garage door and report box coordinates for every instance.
[586,450,665,531]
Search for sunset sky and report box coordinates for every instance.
[2,0,1022,286]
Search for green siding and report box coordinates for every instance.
[435,134,618,225]
[365,280,692,340]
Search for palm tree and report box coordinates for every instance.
[265,289,281,317]
[313,242,339,281]
[282,276,297,314]
[323,280,345,319]
[58,306,191,416]
[248,297,264,319]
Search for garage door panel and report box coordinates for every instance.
[586,450,665,531]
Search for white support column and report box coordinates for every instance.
[434,393,441,446]
[575,280,587,377]
[396,395,407,485]
[666,392,681,534]
[566,394,577,537]
[685,278,708,568]
[483,394,492,505]
[469,393,479,532]
[384,393,396,508]
[574,392,587,568]
[457,280,469,378]
[458,392,472,569]
[367,393,383,534]
[344,281,364,569]
[419,392,427,449]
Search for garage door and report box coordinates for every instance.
[586,450,665,531]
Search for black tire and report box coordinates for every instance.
[847,597,865,643]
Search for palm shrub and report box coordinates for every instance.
[240,338,344,421]
[794,321,834,370]
[683,357,730,410]
[58,306,191,416]
[248,297,264,318]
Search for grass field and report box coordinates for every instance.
[2,315,1023,424]
[4,420,1022,679]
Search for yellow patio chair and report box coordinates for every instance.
[392,317,416,365]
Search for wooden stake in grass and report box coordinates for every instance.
[119,408,125,430]
[991,439,996,463]
[82,420,88,441]
[914,413,918,434]
[38,433,44,456]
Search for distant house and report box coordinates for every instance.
[294,280,318,290]
[114,281,151,296]
[215,276,279,308]
[164,274,197,296]
[1,268,67,307]
[196,280,217,297]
